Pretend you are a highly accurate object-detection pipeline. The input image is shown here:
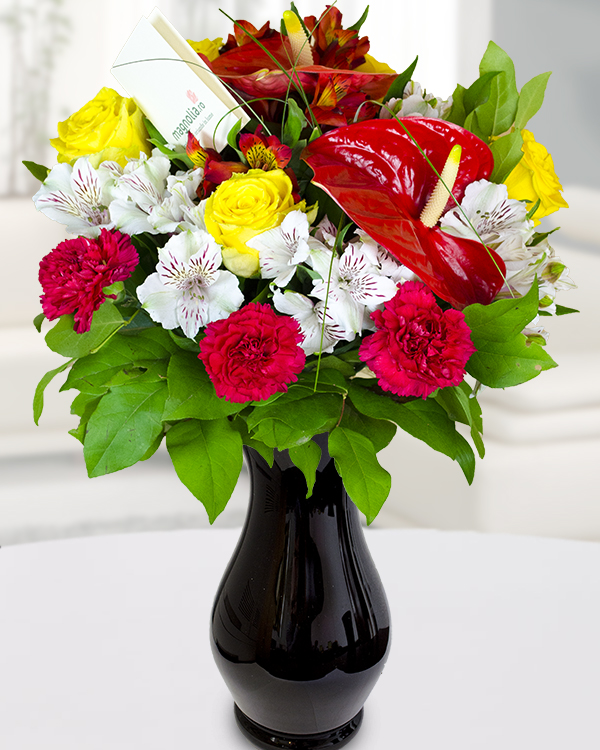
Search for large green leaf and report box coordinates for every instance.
[340,403,397,453]
[248,392,343,449]
[162,352,243,421]
[289,439,322,498]
[62,328,177,394]
[33,359,75,425]
[490,130,524,183]
[84,380,168,477]
[283,98,307,147]
[463,281,539,343]
[328,427,391,525]
[515,72,551,130]
[166,418,243,523]
[466,336,557,388]
[45,304,124,359]
[348,384,474,481]
[476,42,519,138]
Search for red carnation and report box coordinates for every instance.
[359,281,476,399]
[39,229,138,333]
[199,303,306,403]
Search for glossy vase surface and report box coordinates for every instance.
[210,434,391,749]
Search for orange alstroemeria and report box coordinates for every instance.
[239,127,292,171]
[186,132,248,198]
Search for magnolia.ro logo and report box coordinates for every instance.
[186,90,199,104]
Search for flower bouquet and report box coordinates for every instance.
[28,3,574,745]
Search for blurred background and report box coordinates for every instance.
[1,0,598,545]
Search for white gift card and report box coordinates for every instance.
[111,7,249,153]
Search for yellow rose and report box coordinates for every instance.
[504,129,568,223]
[205,169,304,277]
[50,87,151,167]
[187,37,223,62]
[355,53,397,76]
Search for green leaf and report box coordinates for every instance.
[162,352,243,420]
[453,433,476,485]
[33,313,45,333]
[490,130,524,183]
[166,419,243,523]
[348,5,369,32]
[463,280,539,343]
[383,55,418,103]
[466,336,557,388]
[283,98,307,147]
[69,393,102,444]
[348,383,468,467]
[515,71,551,130]
[289,439,322,498]
[83,380,168,477]
[227,117,243,150]
[340,403,397,453]
[62,328,177,394]
[248,392,343,449]
[45,304,125,359]
[328,426,391,525]
[312,355,355,378]
[555,304,579,316]
[463,71,501,114]
[144,117,166,146]
[22,160,50,182]
[231,416,274,466]
[445,83,466,126]
[476,42,519,137]
[148,138,193,169]
[435,384,485,459]
[168,330,201,352]
[33,359,75,425]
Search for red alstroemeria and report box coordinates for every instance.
[206,7,395,126]
[239,127,292,170]
[301,117,507,309]
[187,132,248,198]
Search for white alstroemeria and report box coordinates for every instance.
[441,179,534,255]
[148,169,203,233]
[313,216,338,248]
[311,243,398,333]
[136,229,243,339]
[109,152,172,234]
[32,157,117,237]
[381,81,453,120]
[273,290,349,355]
[353,229,416,285]
[181,198,209,233]
[499,237,576,312]
[249,211,324,287]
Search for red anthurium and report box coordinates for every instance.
[301,117,506,309]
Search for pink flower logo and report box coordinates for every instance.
[186,90,199,104]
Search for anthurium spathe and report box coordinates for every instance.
[301,117,507,309]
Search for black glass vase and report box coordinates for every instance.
[210,434,391,750]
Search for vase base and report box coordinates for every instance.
[234,704,364,749]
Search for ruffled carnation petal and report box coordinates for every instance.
[38,228,138,333]
[359,281,475,399]
[198,302,306,403]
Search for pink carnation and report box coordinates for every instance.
[359,281,476,399]
[199,303,306,403]
[39,229,138,333]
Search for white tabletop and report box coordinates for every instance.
[1,529,599,749]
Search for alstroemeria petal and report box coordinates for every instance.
[302,117,506,308]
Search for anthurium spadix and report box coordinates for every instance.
[301,117,507,309]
